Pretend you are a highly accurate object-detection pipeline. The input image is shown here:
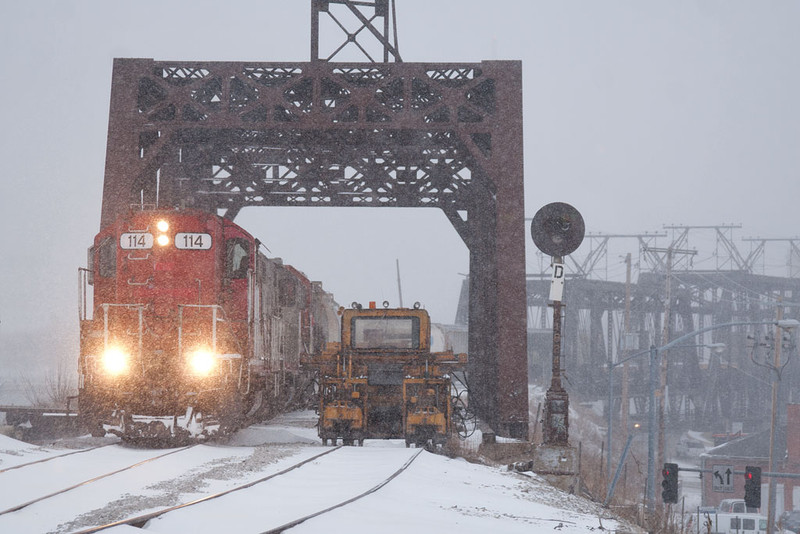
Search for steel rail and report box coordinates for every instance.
[74,445,345,534]
[261,448,425,534]
[0,445,194,515]
[0,444,114,474]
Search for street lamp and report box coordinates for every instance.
[765,315,798,534]
[641,319,800,516]
[605,342,725,499]
[604,421,643,507]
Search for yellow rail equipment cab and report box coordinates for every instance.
[314,302,466,447]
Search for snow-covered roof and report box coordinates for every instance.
[701,427,785,461]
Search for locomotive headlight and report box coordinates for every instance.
[155,220,170,246]
[101,347,129,376]
[188,349,216,376]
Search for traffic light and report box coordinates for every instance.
[661,462,678,504]
[744,466,762,509]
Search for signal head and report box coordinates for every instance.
[661,462,679,504]
[530,202,585,257]
[744,466,762,509]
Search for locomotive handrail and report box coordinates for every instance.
[78,268,91,321]
[99,303,147,370]
[177,303,247,389]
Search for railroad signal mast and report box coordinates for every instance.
[530,203,585,446]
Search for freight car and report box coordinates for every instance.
[78,207,338,444]
[313,302,467,447]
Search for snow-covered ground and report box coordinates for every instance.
[0,411,641,534]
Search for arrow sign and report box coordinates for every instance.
[712,464,734,493]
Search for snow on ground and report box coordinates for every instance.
[289,451,630,534]
[0,411,642,533]
[0,432,51,456]
[0,432,102,470]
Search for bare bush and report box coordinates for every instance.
[548,392,680,533]
[17,357,77,408]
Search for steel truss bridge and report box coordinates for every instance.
[521,228,800,433]
[99,44,527,438]
[95,0,530,439]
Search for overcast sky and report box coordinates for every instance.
[1,1,798,370]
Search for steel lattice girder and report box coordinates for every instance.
[155,128,490,215]
[525,273,800,430]
[101,58,527,438]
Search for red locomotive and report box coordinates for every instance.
[78,208,338,443]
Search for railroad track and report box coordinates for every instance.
[262,447,424,534]
[0,445,194,516]
[76,446,424,533]
[0,443,113,474]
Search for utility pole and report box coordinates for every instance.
[642,245,696,472]
[660,247,673,472]
[621,253,631,438]
[607,253,633,488]
[767,300,784,534]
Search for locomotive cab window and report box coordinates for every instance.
[98,237,116,278]
[226,239,250,279]
[351,316,420,350]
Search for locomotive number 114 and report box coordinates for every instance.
[175,233,212,250]
[120,232,154,249]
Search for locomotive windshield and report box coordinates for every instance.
[351,316,420,350]
[226,239,250,279]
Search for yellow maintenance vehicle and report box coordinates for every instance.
[313,302,467,447]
